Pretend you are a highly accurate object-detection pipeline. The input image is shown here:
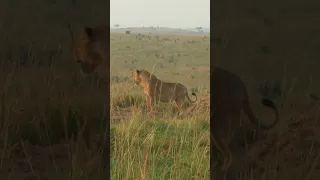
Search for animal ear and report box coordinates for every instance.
[136,70,140,74]
[83,26,93,39]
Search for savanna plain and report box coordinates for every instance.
[1,27,320,180]
[0,29,210,179]
[110,32,210,180]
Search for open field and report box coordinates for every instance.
[2,0,320,179]
[1,1,211,179]
[0,22,210,180]
[110,32,210,179]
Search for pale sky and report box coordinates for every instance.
[110,0,210,29]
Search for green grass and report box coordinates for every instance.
[110,116,210,180]
[0,31,209,179]
[1,0,314,179]
[110,32,210,179]
[1,0,210,179]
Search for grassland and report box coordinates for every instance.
[3,0,320,179]
[0,24,210,180]
[110,32,210,179]
[2,0,210,178]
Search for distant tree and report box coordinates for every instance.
[196,27,203,32]
[114,24,120,28]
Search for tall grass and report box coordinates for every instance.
[110,111,210,180]
[110,32,210,179]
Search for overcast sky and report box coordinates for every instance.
[110,0,210,29]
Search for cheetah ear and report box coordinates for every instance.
[83,26,93,39]
[136,70,140,74]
